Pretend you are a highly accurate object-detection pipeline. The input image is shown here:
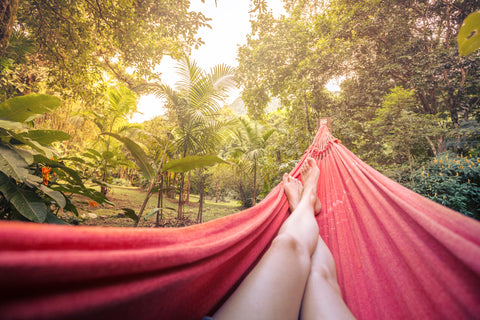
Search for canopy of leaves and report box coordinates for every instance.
[13,0,210,96]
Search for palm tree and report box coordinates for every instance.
[152,56,236,218]
[92,85,138,194]
[231,118,274,206]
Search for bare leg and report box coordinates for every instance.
[213,158,320,320]
[300,235,356,320]
[283,173,322,214]
[283,164,355,319]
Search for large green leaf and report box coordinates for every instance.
[144,208,161,219]
[458,11,480,56]
[23,130,71,145]
[163,155,227,173]
[9,132,54,158]
[86,148,102,158]
[102,151,115,160]
[39,184,66,208]
[0,172,47,222]
[0,94,61,122]
[122,208,139,223]
[15,148,34,165]
[0,119,23,130]
[45,212,69,224]
[0,145,29,182]
[103,132,155,182]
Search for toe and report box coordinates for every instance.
[306,157,316,168]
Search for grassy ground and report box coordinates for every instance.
[67,185,242,228]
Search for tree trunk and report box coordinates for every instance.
[252,160,257,205]
[156,173,164,227]
[197,173,205,223]
[177,173,184,219]
[408,152,415,184]
[134,182,155,227]
[425,136,437,157]
[303,92,312,134]
[101,159,108,195]
[185,171,191,204]
[0,0,19,59]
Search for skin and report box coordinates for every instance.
[213,158,355,320]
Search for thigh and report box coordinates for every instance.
[213,233,312,320]
[301,237,356,320]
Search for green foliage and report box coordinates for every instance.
[370,86,446,166]
[122,208,139,224]
[13,0,210,97]
[103,132,155,182]
[458,11,480,56]
[444,119,480,153]
[0,94,109,223]
[227,117,275,206]
[0,94,61,122]
[163,155,227,173]
[411,153,480,220]
[238,0,480,174]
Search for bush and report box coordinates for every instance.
[411,152,480,220]
[0,94,110,223]
[111,178,132,187]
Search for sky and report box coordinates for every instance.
[129,0,286,123]
[130,0,339,123]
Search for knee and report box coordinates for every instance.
[312,264,337,282]
[271,233,311,269]
[310,242,338,281]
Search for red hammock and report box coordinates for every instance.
[1,124,479,320]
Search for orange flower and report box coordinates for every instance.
[42,167,51,185]
[88,200,99,208]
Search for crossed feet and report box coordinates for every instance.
[283,157,322,214]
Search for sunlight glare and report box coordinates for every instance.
[129,94,166,123]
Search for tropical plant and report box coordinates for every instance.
[230,117,274,206]
[107,130,227,226]
[6,0,210,98]
[89,85,139,194]
[458,11,480,56]
[369,86,448,180]
[410,152,480,220]
[0,94,109,223]
[152,56,236,218]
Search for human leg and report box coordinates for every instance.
[212,158,320,320]
[283,173,322,215]
[300,235,356,320]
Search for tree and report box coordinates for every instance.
[89,84,138,194]
[370,86,447,181]
[152,56,236,218]
[6,0,210,98]
[230,118,274,206]
[237,0,480,172]
[0,0,19,58]
[0,94,109,223]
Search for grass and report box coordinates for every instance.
[67,185,242,228]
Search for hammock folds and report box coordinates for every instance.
[1,123,479,320]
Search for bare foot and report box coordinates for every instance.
[283,173,303,212]
[283,158,322,214]
[300,157,322,213]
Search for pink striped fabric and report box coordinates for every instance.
[0,124,479,319]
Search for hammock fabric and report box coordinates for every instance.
[1,124,480,320]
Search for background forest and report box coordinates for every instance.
[1,0,479,226]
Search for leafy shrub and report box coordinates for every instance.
[0,94,110,223]
[411,152,480,220]
[111,178,132,187]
